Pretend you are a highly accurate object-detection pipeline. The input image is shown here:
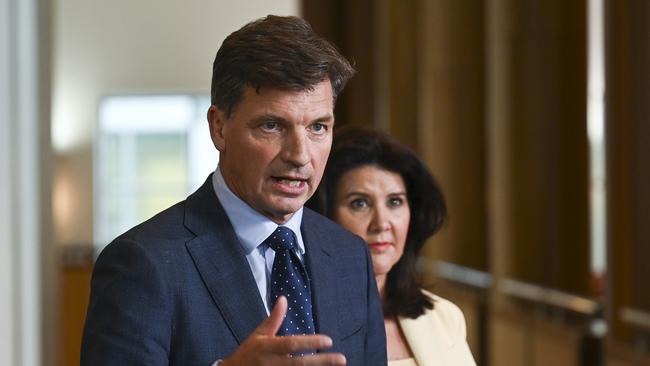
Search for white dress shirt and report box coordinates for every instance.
[211,166,306,314]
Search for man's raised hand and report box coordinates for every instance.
[219,296,346,366]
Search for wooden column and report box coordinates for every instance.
[415,0,487,269]
[486,0,590,294]
[486,2,590,364]
[606,0,650,342]
[303,0,379,129]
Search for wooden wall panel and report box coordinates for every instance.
[303,0,378,129]
[607,341,650,366]
[606,0,650,342]
[489,301,583,366]
[486,0,590,295]
[60,266,92,366]
[417,0,487,270]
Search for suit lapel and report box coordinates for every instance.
[184,177,267,344]
[301,211,342,346]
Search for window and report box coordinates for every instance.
[95,95,217,248]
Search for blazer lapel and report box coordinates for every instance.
[184,176,267,344]
[301,212,342,347]
[399,313,451,366]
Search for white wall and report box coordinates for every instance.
[51,0,299,247]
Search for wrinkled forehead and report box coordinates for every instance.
[232,81,335,121]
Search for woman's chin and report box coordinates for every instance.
[371,253,400,272]
[372,263,394,278]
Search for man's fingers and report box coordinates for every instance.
[250,297,341,361]
[255,296,288,336]
[267,334,333,354]
[287,352,346,366]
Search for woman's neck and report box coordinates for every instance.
[376,274,387,299]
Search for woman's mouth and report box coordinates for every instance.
[368,242,392,252]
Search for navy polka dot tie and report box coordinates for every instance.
[265,226,316,341]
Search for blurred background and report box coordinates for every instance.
[1,0,649,365]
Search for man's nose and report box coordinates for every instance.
[282,131,310,167]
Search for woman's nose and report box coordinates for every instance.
[369,208,391,232]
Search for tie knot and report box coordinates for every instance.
[265,226,296,252]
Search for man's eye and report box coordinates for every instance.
[310,123,329,135]
[262,121,279,131]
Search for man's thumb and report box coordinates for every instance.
[255,296,287,336]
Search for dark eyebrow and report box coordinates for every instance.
[312,114,335,123]
[250,113,334,125]
[343,191,407,200]
[343,191,369,199]
[250,114,286,124]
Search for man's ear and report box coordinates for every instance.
[207,105,226,152]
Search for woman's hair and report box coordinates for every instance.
[211,15,355,118]
[308,126,447,318]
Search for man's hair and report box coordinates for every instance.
[211,15,356,117]
[307,126,447,319]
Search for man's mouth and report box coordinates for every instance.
[277,179,303,187]
[271,176,309,192]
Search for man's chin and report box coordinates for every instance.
[262,199,306,223]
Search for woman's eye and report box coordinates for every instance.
[388,197,404,207]
[350,198,369,209]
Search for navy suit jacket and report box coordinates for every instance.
[81,176,387,365]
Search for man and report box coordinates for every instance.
[81,15,387,366]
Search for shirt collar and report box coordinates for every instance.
[212,166,305,255]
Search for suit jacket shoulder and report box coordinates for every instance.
[398,290,476,366]
[82,177,264,365]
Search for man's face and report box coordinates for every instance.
[208,80,334,224]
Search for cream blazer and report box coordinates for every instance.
[395,290,477,366]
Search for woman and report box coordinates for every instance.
[308,126,476,366]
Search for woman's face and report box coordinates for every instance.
[333,165,411,277]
